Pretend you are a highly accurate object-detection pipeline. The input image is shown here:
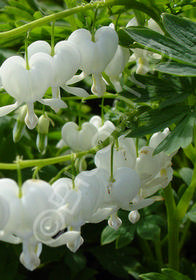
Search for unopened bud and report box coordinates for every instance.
[36,114,50,154]
[13,105,27,142]
[75,157,87,172]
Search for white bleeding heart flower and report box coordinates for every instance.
[27,40,89,100]
[136,146,162,184]
[0,178,76,271]
[0,53,66,129]
[68,26,118,96]
[61,121,97,152]
[74,168,108,221]
[105,45,130,92]
[95,135,137,173]
[108,167,140,210]
[89,115,115,146]
[149,128,170,149]
[127,18,163,75]
[136,129,176,200]
[60,116,115,152]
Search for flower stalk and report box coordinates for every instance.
[0,0,163,43]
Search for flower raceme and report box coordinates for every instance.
[94,129,177,222]
[0,128,176,270]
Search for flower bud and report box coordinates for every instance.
[13,105,27,142]
[36,114,50,154]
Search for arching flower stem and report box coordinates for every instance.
[0,129,119,171]
[0,0,164,43]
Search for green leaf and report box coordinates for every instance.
[136,215,162,240]
[161,268,191,280]
[140,273,167,280]
[154,114,195,155]
[122,27,196,66]
[162,13,196,51]
[187,205,196,222]
[90,244,138,279]
[179,167,193,186]
[140,269,191,280]
[155,62,196,76]
[101,226,121,245]
[127,105,187,137]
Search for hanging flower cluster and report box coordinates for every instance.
[0,19,177,272]
[0,125,176,270]
[0,25,122,129]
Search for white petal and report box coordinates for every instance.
[62,85,89,97]
[66,234,84,252]
[128,198,155,211]
[54,40,80,84]
[45,230,80,247]
[0,102,20,117]
[40,98,67,113]
[28,40,51,59]
[25,103,38,129]
[66,72,86,85]
[20,240,42,271]
[91,73,106,97]
[0,196,10,229]
[0,231,21,244]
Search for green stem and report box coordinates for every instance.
[110,142,115,182]
[71,153,76,189]
[25,31,30,70]
[163,184,179,271]
[62,92,135,107]
[0,0,163,42]
[50,21,55,56]
[49,165,72,184]
[16,157,23,198]
[0,129,118,171]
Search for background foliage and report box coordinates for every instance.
[0,0,195,279]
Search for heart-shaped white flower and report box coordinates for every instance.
[61,121,97,151]
[0,53,66,129]
[28,40,89,100]
[0,178,74,271]
[68,26,118,96]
